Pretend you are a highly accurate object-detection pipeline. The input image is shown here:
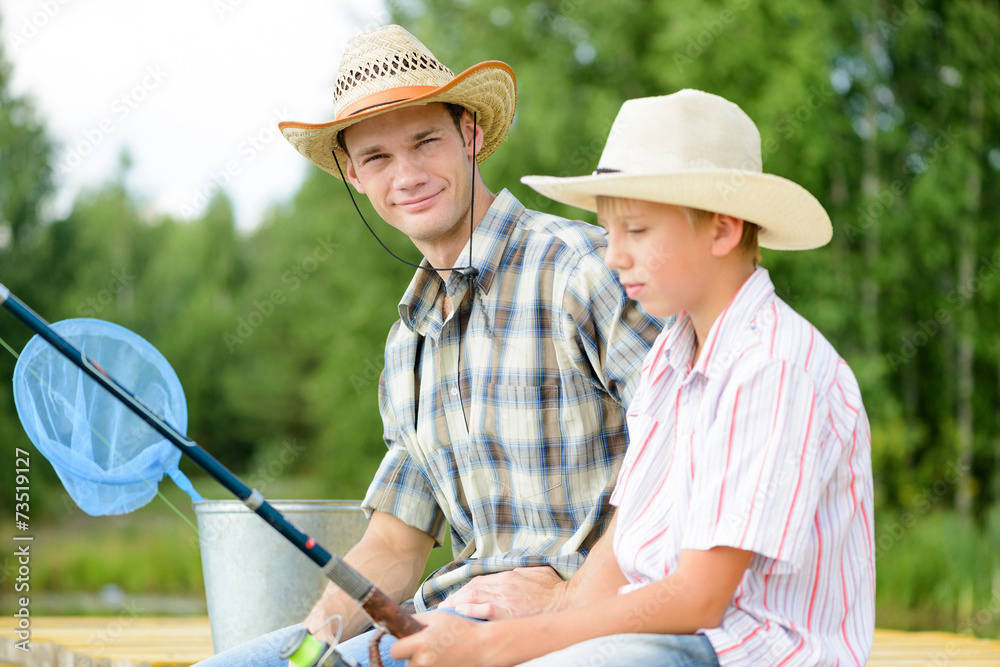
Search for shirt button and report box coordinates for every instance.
[450,387,460,396]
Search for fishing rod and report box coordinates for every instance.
[0,283,423,660]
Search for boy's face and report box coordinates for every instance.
[598,197,715,319]
[342,103,477,252]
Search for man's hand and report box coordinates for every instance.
[438,566,567,620]
[438,517,625,621]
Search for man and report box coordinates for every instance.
[198,24,661,667]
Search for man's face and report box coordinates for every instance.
[598,197,716,319]
[342,103,477,255]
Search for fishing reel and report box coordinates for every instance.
[279,628,360,667]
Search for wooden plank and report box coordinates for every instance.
[3,618,1000,666]
[867,628,1000,666]
[1,616,213,667]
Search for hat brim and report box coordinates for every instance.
[521,169,832,250]
[280,61,516,180]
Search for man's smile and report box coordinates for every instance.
[394,189,444,213]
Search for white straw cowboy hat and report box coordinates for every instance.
[521,89,832,250]
[279,24,516,180]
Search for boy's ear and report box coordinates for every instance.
[710,214,745,258]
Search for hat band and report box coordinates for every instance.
[337,85,442,120]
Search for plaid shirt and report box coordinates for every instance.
[362,189,663,611]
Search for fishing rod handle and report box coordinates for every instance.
[361,588,425,637]
[321,555,424,637]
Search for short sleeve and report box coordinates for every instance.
[361,444,447,545]
[682,360,832,574]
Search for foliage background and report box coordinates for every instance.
[2,0,1000,635]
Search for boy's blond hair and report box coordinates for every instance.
[680,206,762,266]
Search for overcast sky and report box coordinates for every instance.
[1,0,388,231]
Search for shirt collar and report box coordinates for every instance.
[658,267,776,380]
[657,315,698,375]
[397,189,521,335]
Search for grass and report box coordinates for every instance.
[26,514,204,595]
[873,507,1000,638]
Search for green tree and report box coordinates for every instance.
[885,0,1000,515]
[0,12,59,515]
[134,192,247,468]
[0,14,54,255]
[221,167,416,497]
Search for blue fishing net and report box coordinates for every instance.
[12,318,203,516]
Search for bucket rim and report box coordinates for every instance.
[192,499,364,514]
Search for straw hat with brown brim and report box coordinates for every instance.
[521,89,832,251]
[279,24,516,180]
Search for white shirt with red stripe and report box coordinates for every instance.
[611,267,874,666]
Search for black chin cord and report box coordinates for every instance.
[332,111,479,279]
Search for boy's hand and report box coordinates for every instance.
[439,566,567,619]
[390,612,490,667]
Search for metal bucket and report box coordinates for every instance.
[193,499,368,653]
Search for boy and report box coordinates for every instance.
[393,90,874,666]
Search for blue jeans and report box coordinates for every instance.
[517,633,718,667]
[195,623,717,667]
[194,613,450,667]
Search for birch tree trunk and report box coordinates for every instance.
[955,83,983,515]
